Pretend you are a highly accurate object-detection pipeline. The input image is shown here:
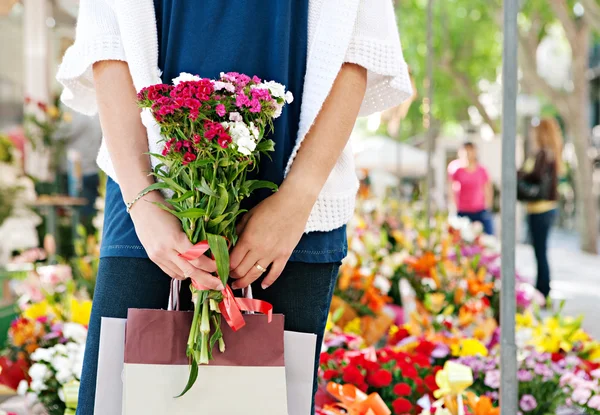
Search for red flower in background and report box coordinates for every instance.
[217,133,232,149]
[414,340,436,357]
[398,363,418,379]
[424,374,438,392]
[323,369,338,381]
[342,365,364,385]
[332,348,346,360]
[320,352,331,365]
[392,397,413,414]
[393,383,412,396]
[367,369,392,388]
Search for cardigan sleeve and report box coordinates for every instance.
[56,0,127,115]
[345,0,413,116]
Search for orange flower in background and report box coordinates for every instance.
[454,287,465,305]
[466,392,500,415]
[466,267,494,297]
[406,252,437,276]
[361,286,391,313]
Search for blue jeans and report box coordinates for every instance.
[458,210,494,235]
[527,209,556,298]
[77,257,339,415]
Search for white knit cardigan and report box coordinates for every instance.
[56,0,412,232]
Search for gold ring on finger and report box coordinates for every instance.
[255,263,267,273]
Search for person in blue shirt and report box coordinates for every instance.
[76,2,367,414]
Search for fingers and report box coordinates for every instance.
[188,254,217,273]
[230,249,261,280]
[231,260,271,290]
[229,240,250,275]
[172,254,224,291]
[236,213,251,235]
[261,259,286,290]
[157,261,185,280]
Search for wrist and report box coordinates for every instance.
[278,176,321,213]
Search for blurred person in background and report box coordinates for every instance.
[518,117,562,299]
[60,112,102,231]
[447,141,494,234]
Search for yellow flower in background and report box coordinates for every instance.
[451,338,488,357]
[71,298,92,326]
[23,300,50,321]
[589,347,600,362]
[343,318,362,336]
[325,313,333,333]
[516,311,535,328]
[46,105,60,119]
[425,292,447,314]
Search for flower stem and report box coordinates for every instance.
[187,291,201,352]
[200,299,210,334]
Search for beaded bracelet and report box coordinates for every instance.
[125,188,156,214]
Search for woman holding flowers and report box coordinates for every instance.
[57,0,411,413]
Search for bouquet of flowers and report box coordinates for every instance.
[136,71,292,391]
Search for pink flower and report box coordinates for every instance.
[173,141,183,153]
[217,133,232,149]
[588,395,600,410]
[573,387,592,405]
[216,104,226,117]
[229,112,243,122]
[182,152,197,165]
[236,93,250,108]
[591,369,600,379]
[519,395,537,412]
[249,98,262,113]
[251,88,272,101]
[204,121,225,140]
[484,369,501,389]
[193,134,202,144]
[252,75,262,84]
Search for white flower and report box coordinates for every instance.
[248,122,260,140]
[29,363,50,382]
[272,103,283,118]
[58,388,65,403]
[373,274,391,293]
[229,112,243,122]
[30,380,47,394]
[31,348,54,362]
[172,72,200,85]
[63,323,88,344]
[52,344,68,356]
[17,380,29,396]
[285,91,294,104]
[56,369,73,385]
[213,81,235,93]
[260,81,286,99]
[52,356,72,376]
[222,122,257,156]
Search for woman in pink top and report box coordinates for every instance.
[448,141,494,234]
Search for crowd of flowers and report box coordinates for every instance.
[317,198,600,415]
[0,255,93,415]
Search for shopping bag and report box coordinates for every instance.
[122,282,289,415]
[284,330,317,415]
[94,317,126,415]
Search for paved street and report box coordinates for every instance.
[516,229,600,339]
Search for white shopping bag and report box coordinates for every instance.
[284,331,317,415]
[94,317,126,415]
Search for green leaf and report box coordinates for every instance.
[190,158,213,169]
[213,185,229,217]
[140,181,170,195]
[207,233,229,284]
[218,158,232,167]
[217,208,246,235]
[256,139,275,152]
[207,213,230,229]
[245,180,278,194]
[175,208,207,219]
[154,176,187,194]
[175,357,198,398]
[147,152,170,163]
[180,169,193,188]
[166,190,194,204]
[196,177,218,197]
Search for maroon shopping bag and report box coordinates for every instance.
[122,286,288,415]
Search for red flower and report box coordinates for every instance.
[367,369,393,388]
[443,320,453,330]
[37,101,47,111]
[392,398,413,414]
[398,363,418,379]
[173,141,183,153]
[182,152,197,165]
[320,352,331,365]
[217,133,232,149]
[393,382,412,396]
[323,369,338,381]
[193,134,202,144]
[415,378,426,395]
[342,366,364,385]
[414,340,436,357]
[412,354,431,368]
[332,348,346,360]
[357,383,369,393]
[424,374,438,392]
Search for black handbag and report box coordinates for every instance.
[517,170,552,202]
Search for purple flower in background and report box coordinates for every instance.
[431,343,450,359]
[517,370,534,382]
[484,369,501,389]
[573,387,592,405]
[519,395,538,412]
[485,391,499,401]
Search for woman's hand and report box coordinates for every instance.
[130,191,223,290]
[229,187,313,290]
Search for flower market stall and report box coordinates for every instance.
[315,198,600,415]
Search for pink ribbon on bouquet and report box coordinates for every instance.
[179,241,273,331]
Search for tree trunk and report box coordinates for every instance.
[568,27,598,254]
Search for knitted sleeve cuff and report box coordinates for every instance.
[345,36,413,117]
[57,35,127,115]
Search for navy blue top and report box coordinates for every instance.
[100,0,347,263]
